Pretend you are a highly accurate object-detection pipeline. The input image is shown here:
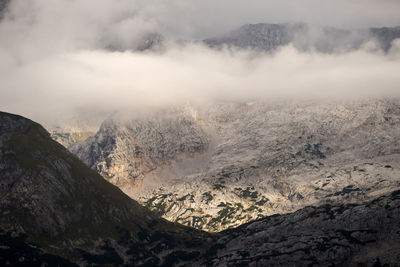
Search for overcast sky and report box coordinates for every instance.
[181,0,400,38]
[2,0,400,41]
[0,0,400,124]
[1,0,400,55]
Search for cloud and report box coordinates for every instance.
[0,0,400,124]
[2,0,400,47]
[1,42,400,124]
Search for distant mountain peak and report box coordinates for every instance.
[204,22,400,52]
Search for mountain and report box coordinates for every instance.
[204,23,400,53]
[371,27,400,52]
[70,110,209,194]
[0,111,211,266]
[206,189,400,266]
[1,111,400,266]
[105,31,166,52]
[67,99,400,232]
[0,0,10,18]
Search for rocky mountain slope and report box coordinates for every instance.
[70,110,209,195]
[204,23,400,52]
[0,111,211,266]
[202,189,400,266]
[68,99,400,232]
[1,111,400,266]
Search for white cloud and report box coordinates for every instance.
[0,0,399,124]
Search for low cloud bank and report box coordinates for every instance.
[1,42,400,124]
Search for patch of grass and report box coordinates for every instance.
[255,196,269,206]
[202,191,214,204]
[235,187,259,199]
[212,183,225,190]
[246,205,258,212]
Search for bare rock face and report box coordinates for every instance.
[70,111,209,195]
[65,99,400,232]
[136,99,400,231]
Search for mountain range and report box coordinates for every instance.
[1,111,400,265]
[50,99,400,234]
[106,22,400,53]
[203,23,400,53]
[1,6,400,263]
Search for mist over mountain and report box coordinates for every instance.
[204,23,400,53]
[1,1,400,123]
[1,0,400,265]
[0,0,10,16]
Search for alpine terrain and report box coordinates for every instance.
[1,111,400,266]
[65,99,400,232]
[1,0,400,264]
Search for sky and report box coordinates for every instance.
[0,0,400,124]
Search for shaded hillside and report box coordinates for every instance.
[0,111,211,266]
[203,189,400,266]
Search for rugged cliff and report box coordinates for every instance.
[67,99,400,232]
[70,110,209,195]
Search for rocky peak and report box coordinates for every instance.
[204,22,400,52]
[70,111,209,195]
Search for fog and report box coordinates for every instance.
[0,0,400,124]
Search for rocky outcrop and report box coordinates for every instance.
[51,130,95,148]
[205,189,400,266]
[70,111,209,195]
